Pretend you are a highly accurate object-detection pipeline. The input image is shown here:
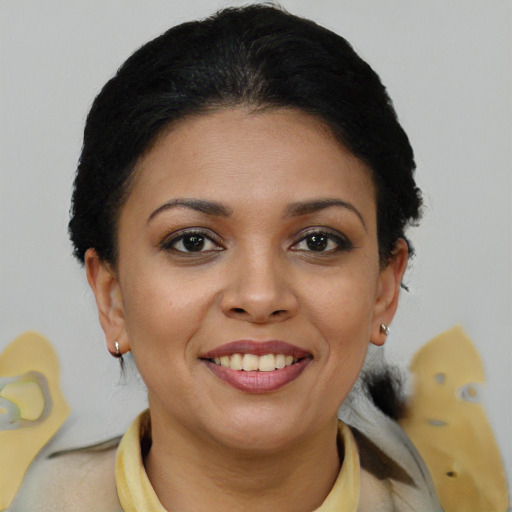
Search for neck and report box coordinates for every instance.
[145,411,341,512]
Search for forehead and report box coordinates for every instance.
[126,108,376,221]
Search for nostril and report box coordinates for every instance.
[232,308,246,314]
[271,310,287,317]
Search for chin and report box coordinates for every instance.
[204,406,324,454]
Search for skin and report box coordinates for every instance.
[86,108,408,512]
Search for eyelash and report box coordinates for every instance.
[159,228,353,255]
[159,229,223,254]
[290,229,353,254]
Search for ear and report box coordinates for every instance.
[370,239,409,346]
[84,248,129,355]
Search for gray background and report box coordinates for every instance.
[1,0,511,487]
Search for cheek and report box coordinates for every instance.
[295,278,377,416]
[119,264,216,359]
[306,271,378,337]
[301,267,380,395]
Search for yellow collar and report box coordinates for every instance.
[115,411,360,512]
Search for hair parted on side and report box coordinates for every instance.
[69,4,422,266]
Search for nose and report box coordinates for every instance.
[220,248,299,324]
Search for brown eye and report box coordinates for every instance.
[161,230,223,254]
[181,235,206,252]
[306,234,329,251]
[292,230,353,254]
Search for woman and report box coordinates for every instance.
[14,5,442,511]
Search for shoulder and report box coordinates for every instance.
[9,438,122,512]
[352,427,442,512]
[340,377,442,512]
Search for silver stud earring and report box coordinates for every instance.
[380,323,390,336]
[110,339,125,371]
[109,339,122,359]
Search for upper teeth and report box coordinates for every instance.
[212,353,296,371]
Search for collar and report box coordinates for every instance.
[115,410,360,512]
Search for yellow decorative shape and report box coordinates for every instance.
[400,326,509,512]
[1,381,46,420]
[0,332,70,511]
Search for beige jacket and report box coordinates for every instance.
[10,398,442,512]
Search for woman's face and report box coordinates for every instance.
[87,108,406,451]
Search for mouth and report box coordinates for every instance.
[200,340,312,393]
[209,352,300,371]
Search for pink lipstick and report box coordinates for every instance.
[201,340,310,359]
[201,340,312,393]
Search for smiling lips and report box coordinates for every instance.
[213,353,296,371]
[201,341,312,393]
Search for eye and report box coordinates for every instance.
[291,230,353,253]
[160,230,223,254]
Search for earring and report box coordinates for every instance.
[108,339,126,372]
[109,339,123,359]
[380,323,390,336]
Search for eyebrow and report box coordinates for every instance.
[147,198,232,223]
[285,198,367,231]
